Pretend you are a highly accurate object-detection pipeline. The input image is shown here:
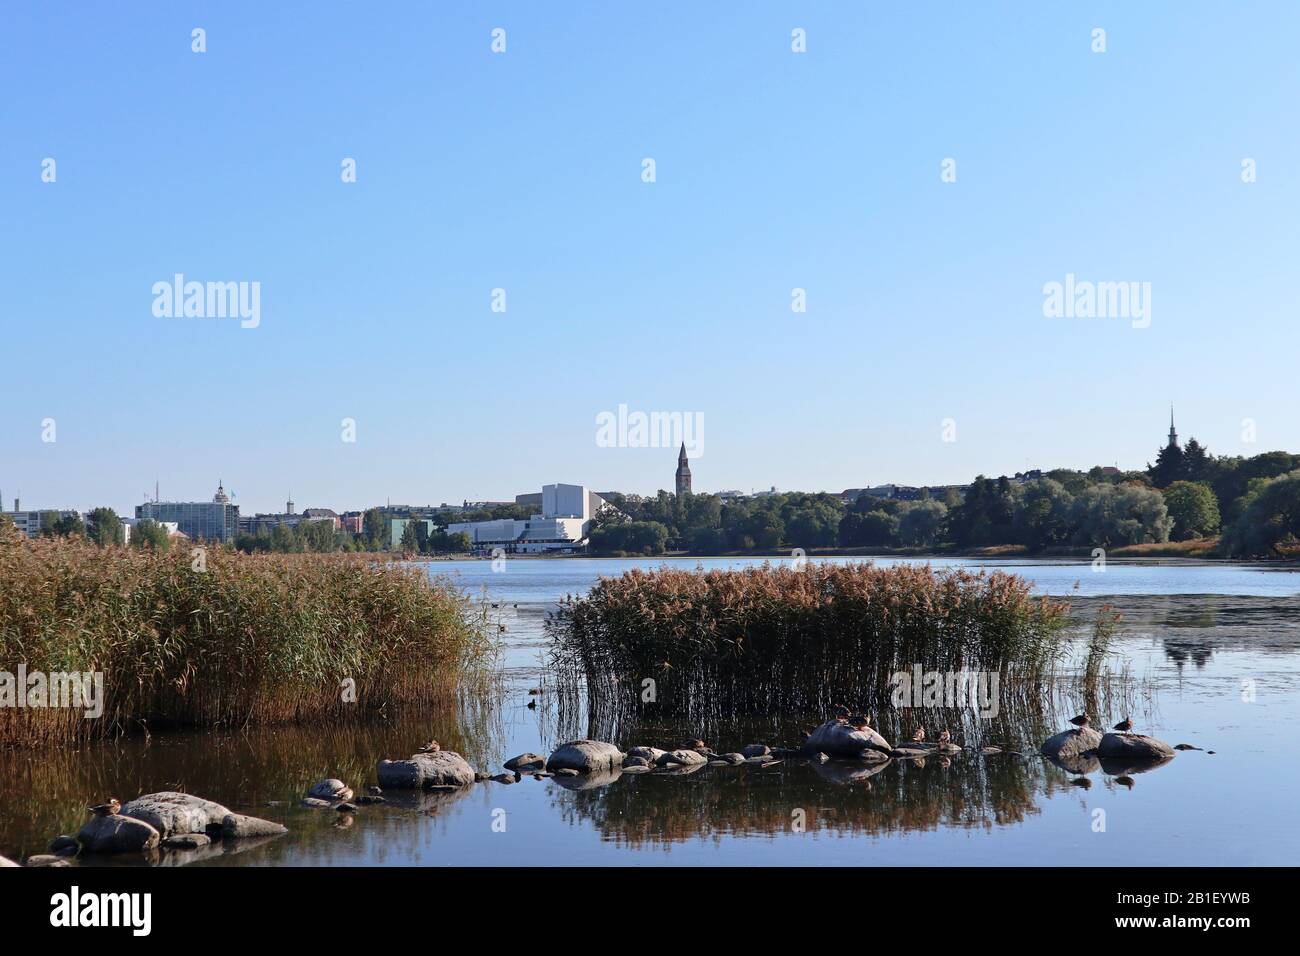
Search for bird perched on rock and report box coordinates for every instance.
[1069,714,1091,732]
[417,740,441,753]
[832,704,851,721]
[1113,717,1133,733]
[849,714,872,730]
[912,726,926,742]
[682,737,707,751]
[87,798,121,817]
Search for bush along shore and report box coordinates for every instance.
[0,527,495,746]
[548,562,1071,719]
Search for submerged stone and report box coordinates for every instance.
[307,778,353,801]
[655,749,708,768]
[741,744,771,758]
[504,752,547,772]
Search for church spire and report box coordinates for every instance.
[675,443,692,497]
[1168,405,1178,448]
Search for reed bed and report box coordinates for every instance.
[0,529,495,746]
[549,562,1071,719]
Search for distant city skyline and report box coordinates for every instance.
[4,5,1298,514]
[0,406,1247,516]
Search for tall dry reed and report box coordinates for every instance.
[0,528,494,746]
[549,562,1070,718]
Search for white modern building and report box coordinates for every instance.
[447,483,610,554]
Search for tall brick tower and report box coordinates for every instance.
[675,442,692,497]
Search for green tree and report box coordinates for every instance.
[1162,481,1221,540]
[132,518,171,552]
[362,508,386,550]
[1071,483,1172,547]
[1147,442,1186,488]
[897,500,948,548]
[1222,469,1300,557]
[85,507,124,546]
[399,520,420,553]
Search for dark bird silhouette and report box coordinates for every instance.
[417,740,440,753]
[682,738,707,751]
[1070,777,1093,790]
[87,798,121,817]
[1114,775,1135,790]
[1113,717,1133,733]
[832,704,851,721]
[1069,714,1090,732]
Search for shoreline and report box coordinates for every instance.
[401,547,1300,567]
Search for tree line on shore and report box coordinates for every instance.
[593,443,1300,559]
[9,441,1300,560]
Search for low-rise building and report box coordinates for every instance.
[449,483,609,554]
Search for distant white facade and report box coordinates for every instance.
[448,483,608,554]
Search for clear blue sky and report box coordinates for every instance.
[3,2,1297,514]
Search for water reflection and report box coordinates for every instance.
[0,698,504,863]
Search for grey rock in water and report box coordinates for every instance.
[621,755,651,768]
[803,720,892,759]
[49,835,80,857]
[162,833,211,850]
[504,753,547,772]
[546,739,624,774]
[741,744,771,758]
[1040,726,1103,761]
[474,772,490,782]
[655,748,709,768]
[1098,733,1175,761]
[490,773,517,784]
[77,813,161,853]
[1173,743,1203,751]
[712,752,746,765]
[301,798,334,809]
[552,766,621,791]
[307,778,354,802]
[377,751,477,789]
[221,813,288,838]
[554,768,580,777]
[119,791,232,837]
[625,746,667,765]
[25,854,71,867]
[621,765,653,774]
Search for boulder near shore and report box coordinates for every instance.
[377,750,477,789]
[545,740,624,774]
[74,792,286,853]
[1039,727,1102,761]
[804,720,892,759]
[1098,732,1175,761]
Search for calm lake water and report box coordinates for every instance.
[4,556,1299,866]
